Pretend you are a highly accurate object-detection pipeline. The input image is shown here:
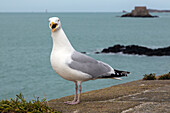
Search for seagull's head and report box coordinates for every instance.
[48,17,61,32]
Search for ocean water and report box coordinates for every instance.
[0,12,170,100]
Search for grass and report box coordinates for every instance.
[0,93,60,113]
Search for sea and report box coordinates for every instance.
[0,12,170,101]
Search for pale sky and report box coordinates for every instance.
[1,0,170,12]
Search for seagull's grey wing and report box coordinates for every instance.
[68,51,112,78]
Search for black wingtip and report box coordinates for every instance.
[122,71,130,76]
[114,69,130,77]
[99,70,130,79]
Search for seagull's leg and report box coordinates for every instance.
[67,81,82,105]
[73,81,78,102]
[76,81,82,104]
[64,81,78,104]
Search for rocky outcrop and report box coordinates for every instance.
[98,44,170,56]
[121,6,158,18]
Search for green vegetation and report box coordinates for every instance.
[143,73,156,80]
[143,72,170,80]
[158,72,170,80]
[0,93,60,113]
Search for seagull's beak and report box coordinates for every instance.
[50,22,58,32]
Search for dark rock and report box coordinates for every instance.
[81,52,86,54]
[95,52,100,54]
[122,10,127,13]
[100,44,170,56]
[121,6,158,18]
[101,44,125,53]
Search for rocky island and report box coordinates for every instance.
[121,6,158,18]
[97,44,170,56]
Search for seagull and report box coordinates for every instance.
[48,17,130,105]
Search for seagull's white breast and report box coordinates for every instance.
[50,50,92,81]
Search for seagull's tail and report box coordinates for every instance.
[100,69,130,79]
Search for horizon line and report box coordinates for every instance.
[0,11,124,13]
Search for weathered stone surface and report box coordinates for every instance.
[99,44,170,56]
[48,80,170,113]
[121,6,158,18]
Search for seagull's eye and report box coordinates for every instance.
[58,20,60,22]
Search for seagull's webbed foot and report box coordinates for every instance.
[64,99,77,104]
[65,100,80,105]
